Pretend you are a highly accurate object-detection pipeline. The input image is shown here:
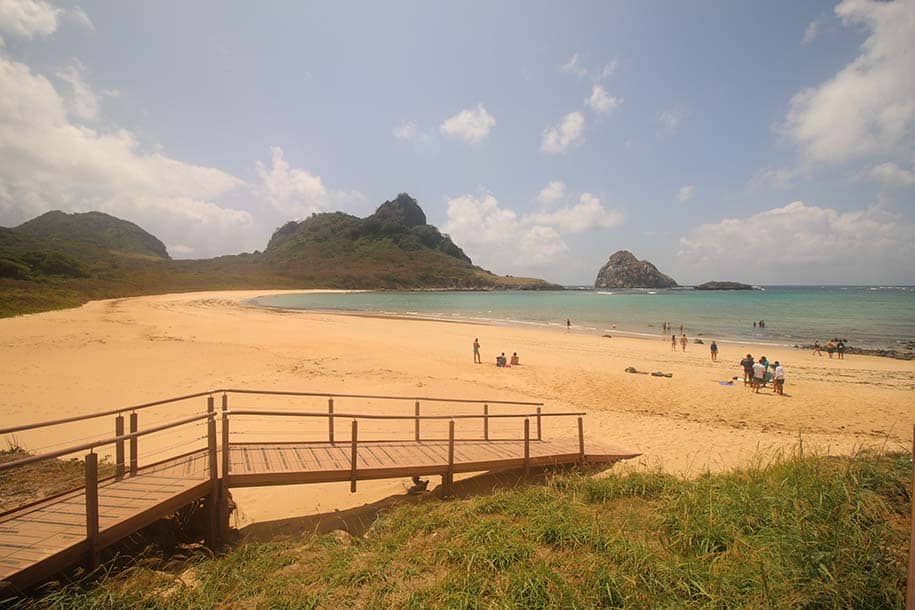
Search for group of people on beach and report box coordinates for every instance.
[671,333,689,352]
[473,338,520,367]
[739,353,785,395]
[812,338,847,359]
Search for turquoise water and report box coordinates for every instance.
[252,287,915,350]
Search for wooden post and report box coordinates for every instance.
[907,423,915,609]
[414,401,420,442]
[328,398,335,445]
[577,417,585,465]
[350,420,358,493]
[536,407,542,441]
[483,404,489,441]
[523,418,530,477]
[85,452,99,570]
[206,413,218,547]
[114,414,125,479]
[443,419,455,496]
[219,395,230,539]
[129,412,138,476]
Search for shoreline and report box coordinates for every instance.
[1,289,913,526]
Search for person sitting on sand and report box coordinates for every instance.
[510,352,519,366]
[709,341,718,362]
[752,359,766,392]
[813,340,823,356]
[772,361,785,395]
[473,338,481,364]
[680,333,688,351]
[740,354,754,385]
[496,353,507,367]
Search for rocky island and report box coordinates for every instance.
[594,250,678,289]
[694,281,754,291]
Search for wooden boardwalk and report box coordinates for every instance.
[0,450,210,591]
[0,389,640,594]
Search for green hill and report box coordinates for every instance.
[0,194,560,317]
[15,210,170,259]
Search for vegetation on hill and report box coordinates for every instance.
[0,195,559,318]
[13,450,909,608]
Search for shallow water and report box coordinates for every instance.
[252,286,915,350]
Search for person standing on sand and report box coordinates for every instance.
[680,333,688,351]
[671,334,677,351]
[826,339,835,358]
[740,354,754,385]
[752,359,766,392]
[813,340,823,356]
[473,338,481,364]
[772,361,785,395]
[710,341,718,362]
[836,339,846,360]
[566,319,571,331]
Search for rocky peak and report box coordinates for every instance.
[368,193,427,229]
[594,250,678,288]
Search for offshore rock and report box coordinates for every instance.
[594,250,678,289]
[694,281,753,291]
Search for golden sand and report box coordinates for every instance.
[1,290,912,526]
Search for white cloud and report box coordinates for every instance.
[536,180,565,206]
[599,59,619,80]
[0,55,258,257]
[443,189,624,271]
[254,146,365,221]
[585,85,622,115]
[802,16,823,44]
[869,162,915,189]
[561,53,587,78]
[68,5,93,30]
[676,200,915,284]
[0,0,59,38]
[392,120,418,142]
[676,185,695,202]
[749,166,800,190]
[440,103,495,144]
[55,59,99,121]
[783,0,915,165]
[540,111,585,154]
[527,193,623,233]
[659,108,684,134]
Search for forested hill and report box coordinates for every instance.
[0,194,560,317]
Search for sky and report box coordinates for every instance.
[0,0,913,285]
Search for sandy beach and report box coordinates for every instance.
[1,290,913,527]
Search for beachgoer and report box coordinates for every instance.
[759,320,765,328]
[753,321,757,328]
[826,339,835,359]
[566,319,571,331]
[671,334,677,351]
[752,359,766,392]
[496,353,506,367]
[709,341,718,362]
[473,338,481,364]
[813,340,823,356]
[510,352,519,366]
[759,355,769,372]
[772,361,785,395]
[740,354,754,385]
[836,339,845,360]
[679,323,684,333]
[680,333,687,351]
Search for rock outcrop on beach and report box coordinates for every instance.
[694,281,753,291]
[594,250,678,289]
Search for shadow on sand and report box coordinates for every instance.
[237,463,609,543]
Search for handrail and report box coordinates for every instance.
[0,390,215,436]
[0,389,545,437]
[0,412,213,473]
[227,409,583,420]
[221,388,544,406]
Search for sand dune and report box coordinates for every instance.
[1,290,913,526]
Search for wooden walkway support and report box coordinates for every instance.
[0,388,639,594]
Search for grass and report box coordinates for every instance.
[7,448,910,608]
[0,447,116,513]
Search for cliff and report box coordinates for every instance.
[594,250,677,289]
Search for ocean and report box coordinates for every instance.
[251,287,915,350]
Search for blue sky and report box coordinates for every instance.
[0,0,913,284]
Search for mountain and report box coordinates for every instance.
[0,194,559,317]
[15,211,170,259]
[594,250,678,289]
